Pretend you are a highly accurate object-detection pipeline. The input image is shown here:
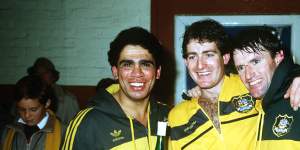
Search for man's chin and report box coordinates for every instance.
[129,93,150,101]
[250,91,263,99]
[198,83,215,89]
[25,123,35,126]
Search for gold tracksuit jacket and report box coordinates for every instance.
[169,74,259,150]
[169,70,300,150]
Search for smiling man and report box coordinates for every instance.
[233,26,300,149]
[61,27,169,150]
[168,19,257,150]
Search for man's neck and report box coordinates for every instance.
[197,76,225,133]
[113,92,149,127]
[200,76,225,102]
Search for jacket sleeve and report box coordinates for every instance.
[60,108,102,150]
[0,127,8,149]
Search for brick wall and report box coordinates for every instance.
[0,0,150,86]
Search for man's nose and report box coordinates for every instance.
[24,111,30,119]
[245,65,254,80]
[197,58,206,69]
[131,65,143,77]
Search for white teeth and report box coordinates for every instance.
[198,72,209,76]
[250,79,261,86]
[130,82,143,87]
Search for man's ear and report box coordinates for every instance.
[223,53,230,65]
[274,50,284,66]
[111,66,118,79]
[45,99,51,109]
[156,66,161,79]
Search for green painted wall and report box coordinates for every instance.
[0,0,150,85]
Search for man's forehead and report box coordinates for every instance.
[118,58,155,63]
[234,47,266,56]
[17,99,42,108]
[233,49,272,65]
[117,56,156,66]
[186,40,220,54]
[189,38,214,43]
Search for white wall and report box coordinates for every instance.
[0,0,150,85]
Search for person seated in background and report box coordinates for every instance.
[1,75,64,150]
[27,57,80,125]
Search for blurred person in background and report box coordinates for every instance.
[1,75,64,150]
[27,57,80,126]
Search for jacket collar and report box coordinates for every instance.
[89,84,160,118]
[263,58,297,109]
[18,112,49,129]
[7,110,57,133]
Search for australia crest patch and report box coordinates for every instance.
[232,93,255,113]
[272,114,294,137]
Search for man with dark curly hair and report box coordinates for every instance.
[62,27,169,150]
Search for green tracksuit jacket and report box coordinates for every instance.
[61,84,169,150]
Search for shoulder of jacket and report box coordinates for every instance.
[70,107,96,124]
[169,100,194,118]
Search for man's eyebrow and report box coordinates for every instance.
[185,52,197,56]
[184,52,197,57]
[249,57,260,63]
[186,50,218,55]
[118,60,134,65]
[139,60,155,65]
[202,49,218,53]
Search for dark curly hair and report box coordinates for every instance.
[233,26,291,58]
[108,27,164,68]
[182,19,232,58]
[182,19,235,74]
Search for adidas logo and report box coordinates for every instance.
[110,129,125,142]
